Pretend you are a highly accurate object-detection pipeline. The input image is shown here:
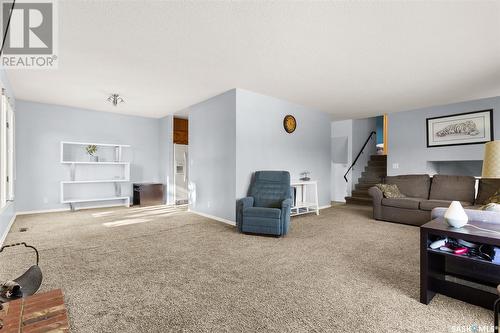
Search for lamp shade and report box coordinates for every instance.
[482,140,500,178]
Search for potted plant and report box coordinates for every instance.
[85,145,98,162]
[300,171,311,181]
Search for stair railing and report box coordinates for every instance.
[343,131,376,182]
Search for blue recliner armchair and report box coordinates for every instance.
[237,171,292,236]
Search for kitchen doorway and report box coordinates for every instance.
[173,117,189,205]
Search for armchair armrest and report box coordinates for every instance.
[281,198,292,209]
[240,196,254,209]
[236,197,254,231]
[281,198,292,235]
[368,186,383,220]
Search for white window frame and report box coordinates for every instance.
[7,100,14,201]
[0,91,6,208]
[0,89,14,209]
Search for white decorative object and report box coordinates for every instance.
[291,180,319,216]
[444,201,468,228]
[60,141,131,210]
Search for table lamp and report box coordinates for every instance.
[482,140,500,178]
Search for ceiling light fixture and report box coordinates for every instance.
[107,93,124,106]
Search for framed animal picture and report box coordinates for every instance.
[426,109,493,148]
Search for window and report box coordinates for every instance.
[0,89,14,209]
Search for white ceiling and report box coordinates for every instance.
[6,1,500,119]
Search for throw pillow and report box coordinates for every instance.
[480,203,500,212]
[376,184,406,199]
[484,189,500,205]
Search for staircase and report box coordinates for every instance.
[345,155,387,205]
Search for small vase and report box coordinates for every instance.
[90,155,98,162]
[444,201,468,228]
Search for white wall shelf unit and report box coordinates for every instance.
[61,180,130,184]
[60,141,131,210]
[60,196,130,204]
[291,180,319,216]
[61,161,129,165]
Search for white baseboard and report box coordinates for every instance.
[189,210,236,226]
[0,213,17,247]
[319,205,331,210]
[16,207,70,216]
[16,202,130,216]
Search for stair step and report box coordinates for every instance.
[358,176,384,183]
[355,183,378,190]
[364,165,387,172]
[345,196,372,206]
[362,171,386,178]
[351,189,370,197]
[361,176,385,182]
[370,155,387,161]
[356,180,380,186]
[368,160,387,167]
[347,154,387,204]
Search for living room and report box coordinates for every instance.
[0,1,499,332]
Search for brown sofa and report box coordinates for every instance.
[368,175,500,226]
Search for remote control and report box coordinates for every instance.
[429,238,447,249]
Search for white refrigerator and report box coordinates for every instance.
[174,144,189,205]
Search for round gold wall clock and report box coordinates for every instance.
[283,115,297,133]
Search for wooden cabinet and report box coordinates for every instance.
[133,183,164,206]
[173,118,188,145]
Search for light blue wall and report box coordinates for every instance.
[0,69,16,242]
[388,96,500,176]
[235,89,332,207]
[188,90,237,221]
[15,100,162,212]
[189,89,332,222]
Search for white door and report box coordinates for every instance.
[174,144,188,205]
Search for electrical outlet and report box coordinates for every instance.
[392,163,399,169]
[43,197,49,204]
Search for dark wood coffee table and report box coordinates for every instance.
[0,289,69,332]
[421,217,500,309]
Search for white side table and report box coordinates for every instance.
[290,180,319,216]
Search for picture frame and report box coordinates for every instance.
[426,109,493,148]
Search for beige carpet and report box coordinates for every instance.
[0,205,493,332]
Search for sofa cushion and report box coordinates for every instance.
[429,175,476,203]
[381,197,422,210]
[243,207,281,219]
[385,175,431,198]
[419,199,473,211]
[376,184,405,198]
[476,178,500,205]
